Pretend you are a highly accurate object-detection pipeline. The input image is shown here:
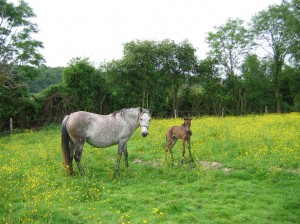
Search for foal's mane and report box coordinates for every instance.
[182,118,191,126]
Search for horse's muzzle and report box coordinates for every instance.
[142,132,148,137]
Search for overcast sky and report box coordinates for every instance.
[22,0,282,67]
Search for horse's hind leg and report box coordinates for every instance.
[68,141,75,175]
[74,143,85,175]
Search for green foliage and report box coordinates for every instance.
[27,65,63,93]
[0,0,44,88]
[105,39,197,116]
[241,55,275,113]
[0,114,299,223]
[0,83,40,130]
[35,84,70,122]
[62,57,107,113]
[1,0,300,129]
[206,18,251,114]
[0,0,44,128]
[286,0,300,64]
[206,18,250,77]
[250,3,298,113]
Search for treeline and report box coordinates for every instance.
[0,0,299,130]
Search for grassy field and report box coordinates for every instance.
[0,113,300,223]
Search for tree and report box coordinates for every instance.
[105,39,197,117]
[206,18,251,114]
[163,39,197,116]
[0,0,44,127]
[27,65,63,93]
[63,57,107,113]
[206,18,250,77]
[241,54,274,113]
[105,40,169,114]
[250,3,297,113]
[194,58,226,115]
[284,0,300,65]
[0,0,44,88]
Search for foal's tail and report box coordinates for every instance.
[61,115,72,175]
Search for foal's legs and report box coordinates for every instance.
[181,138,187,164]
[165,137,177,161]
[187,138,192,158]
[181,138,186,158]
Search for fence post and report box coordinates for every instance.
[174,110,177,119]
[10,118,13,134]
[221,108,224,117]
[265,106,268,114]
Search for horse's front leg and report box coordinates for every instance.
[116,143,123,171]
[116,142,127,171]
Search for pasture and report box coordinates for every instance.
[1,113,300,223]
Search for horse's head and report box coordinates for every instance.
[140,109,151,137]
[183,117,192,134]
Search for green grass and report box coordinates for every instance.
[1,114,300,223]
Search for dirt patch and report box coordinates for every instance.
[133,159,298,175]
[273,167,300,174]
[133,159,162,167]
[200,161,232,173]
[133,159,232,173]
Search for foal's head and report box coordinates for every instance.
[183,117,192,133]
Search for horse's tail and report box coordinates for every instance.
[61,115,72,175]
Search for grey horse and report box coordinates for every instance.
[61,107,151,175]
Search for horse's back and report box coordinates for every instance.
[66,111,99,138]
[66,111,127,147]
[68,111,94,125]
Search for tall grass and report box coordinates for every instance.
[0,114,299,223]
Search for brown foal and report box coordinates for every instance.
[165,118,192,161]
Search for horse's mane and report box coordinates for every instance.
[111,109,125,118]
[111,108,142,118]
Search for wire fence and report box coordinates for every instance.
[0,110,217,135]
[1,107,256,135]
[0,116,64,135]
